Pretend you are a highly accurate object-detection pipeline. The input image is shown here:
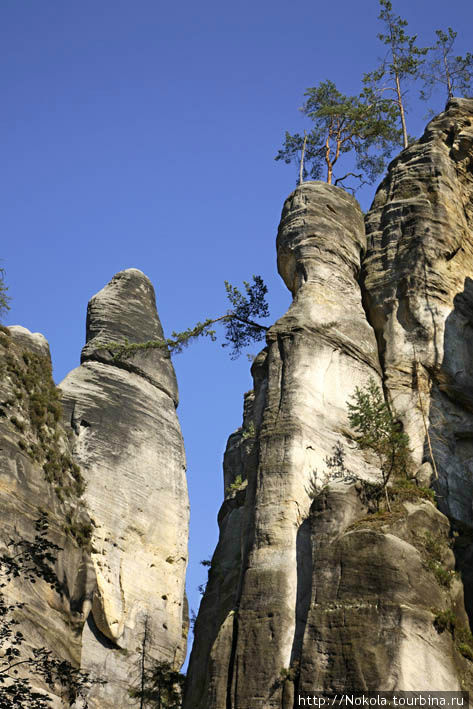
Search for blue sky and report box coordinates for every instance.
[2,0,472,665]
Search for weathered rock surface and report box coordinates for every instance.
[185,183,385,708]
[0,325,94,706]
[298,484,468,694]
[186,98,473,707]
[363,97,473,524]
[60,269,189,707]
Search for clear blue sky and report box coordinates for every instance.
[2,0,472,665]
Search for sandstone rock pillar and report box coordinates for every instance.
[60,269,189,707]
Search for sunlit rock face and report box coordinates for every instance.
[185,98,473,707]
[185,182,385,708]
[60,269,189,708]
[363,97,473,524]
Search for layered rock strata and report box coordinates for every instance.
[363,97,473,523]
[0,325,94,706]
[185,183,385,708]
[60,269,189,707]
[186,98,473,706]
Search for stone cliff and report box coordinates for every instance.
[60,268,189,707]
[185,98,473,706]
[0,324,94,706]
[0,269,189,707]
[2,97,473,707]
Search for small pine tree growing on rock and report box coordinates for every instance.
[97,275,270,361]
[0,267,10,322]
[347,378,412,509]
[420,27,473,102]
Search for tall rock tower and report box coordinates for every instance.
[60,268,189,707]
[185,98,473,707]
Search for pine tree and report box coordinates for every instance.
[97,276,270,361]
[421,28,473,103]
[363,0,427,149]
[0,267,9,322]
[347,378,411,509]
[275,79,401,190]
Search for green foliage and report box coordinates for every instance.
[226,474,244,494]
[98,275,270,362]
[223,275,269,358]
[275,79,401,189]
[0,515,98,706]
[276,2,470,185]
[279,660,300,683]
[129,660,184,708]
[389,478,436,504]
[1,515,62,595]
[375,0,427,80]
[1,344,87,508]
[0,267,10,322]
[434,607,457,634]
[347,377,412,494]
[422,531,456,588]
[0,337,92,550]
[363,0,428,147]
[348,479,436,531]
[241,421,255,440]
[433,607,473,662]
[458,643,473,662]
[420,28,473,102]
[129,617,184,708]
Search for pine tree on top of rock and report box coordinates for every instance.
[275,79,402,191]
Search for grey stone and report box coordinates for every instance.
[0,327,94,705]
[60,269,189,708]
[415,461,434,488]
[185,182,384,708]
[8,324,51,360]
[363,97,473,523]
[186,99,473,702]
[81,268,178,405]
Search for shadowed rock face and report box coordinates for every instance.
[185,99,473,707]
[60,269,189,708]
[298,485,466,695]
[185,183,385,709]
[0,326,94,706]
[363,97,473,523]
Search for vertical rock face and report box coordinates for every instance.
[0,325,94,706]
[60,269,189,707]
[363,97,473,524]
[186,99,473,706]
[185,183,384,708]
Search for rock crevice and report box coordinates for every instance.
[185,98,473,706]
[60,268,189,707]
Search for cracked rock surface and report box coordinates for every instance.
[185,99,473,707]
[185,182,385,708]
[60,269,189,708]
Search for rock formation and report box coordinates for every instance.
[363,97,473,524]
[60,268,189,707]
[2,98,473,707]
[185,183,384,707]
[0,324,94,706]
[185,98,473,706]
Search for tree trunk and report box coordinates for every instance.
[325,130,333,184]
[395,73,409,148]
[140,617,149,709]
[299,131,307,186]
[443,48,453,99]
